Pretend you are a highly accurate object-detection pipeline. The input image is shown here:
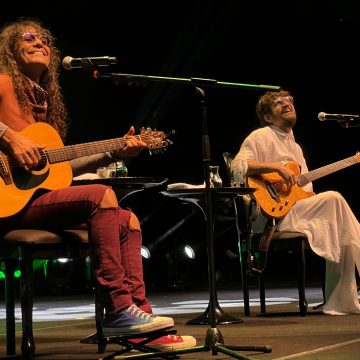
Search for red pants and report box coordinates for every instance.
[4,184,151,314]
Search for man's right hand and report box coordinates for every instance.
[1,128,45,170]
[274,163,297,188]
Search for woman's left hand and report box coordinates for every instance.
[111,126,147,158]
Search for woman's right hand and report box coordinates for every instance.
[1,128,45,170]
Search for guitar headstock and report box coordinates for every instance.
[139,127,175,155]
[356,151,360,163]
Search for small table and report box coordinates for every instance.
[161,187,255,325]
[72,176,168,204]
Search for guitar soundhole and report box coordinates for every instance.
[32,161,46,171]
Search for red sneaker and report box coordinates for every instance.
[131,334,196,351]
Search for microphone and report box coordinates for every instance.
[318,112,360,121]
[62,56,117,70]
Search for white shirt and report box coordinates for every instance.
[231,125,312,192]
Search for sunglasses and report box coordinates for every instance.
[273,96,294,106]
[21,32,51,47]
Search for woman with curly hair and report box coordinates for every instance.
[0,18,196,350]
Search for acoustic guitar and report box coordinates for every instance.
[247,152,360,219]
[0,122,172,218]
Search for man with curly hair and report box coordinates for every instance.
[231,90,360,315]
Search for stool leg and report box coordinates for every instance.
[20,251,35,359]
[5,259,16,355]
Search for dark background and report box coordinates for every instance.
[2,1,359,289]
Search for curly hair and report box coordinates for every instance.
[256,90,290,127]
[0,18,68,140]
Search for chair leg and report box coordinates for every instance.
[20,252,35,359]
[237,232,250,316]
[297,241,308,316]
[5,259,16,355]
[259,272,266,314]
[234,198,251,317]
[313,257,326,310]
[95,284,108,353]
[235,199,251,317]
[240,248,250,316]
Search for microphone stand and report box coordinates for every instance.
[94,70,278,359]
[337,119,360,128]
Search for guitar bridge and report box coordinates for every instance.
[0,152,12,185]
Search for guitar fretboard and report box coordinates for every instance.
[45,138,128,163]
[45,135,153,164]
[298,153,359,187]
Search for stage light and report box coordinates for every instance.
[141,246,151,259]
[184,245,195,259]
[57,258,71,264]
[0,262,22,279]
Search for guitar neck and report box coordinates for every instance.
[298,154,359,187]
[45,137,130,164]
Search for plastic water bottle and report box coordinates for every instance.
[115,161,128,177]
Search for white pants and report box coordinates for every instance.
[278,191,360,315]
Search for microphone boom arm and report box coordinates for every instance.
[93,71,281,91]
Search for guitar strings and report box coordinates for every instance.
[4,134,165,168]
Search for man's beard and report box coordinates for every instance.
[283,115,297,128]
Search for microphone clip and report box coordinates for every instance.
[341,119,360,128]
[79,58,99,71]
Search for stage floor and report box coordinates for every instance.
[1,285,360,359]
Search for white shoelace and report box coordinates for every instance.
[164,335,181,341]
[126,304,152,320]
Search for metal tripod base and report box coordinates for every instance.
[111,328,272,360]
[205,328,272,359]
[186,301,243,325]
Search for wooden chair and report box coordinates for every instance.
[222,152,323,317]
[0,228,90,359]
